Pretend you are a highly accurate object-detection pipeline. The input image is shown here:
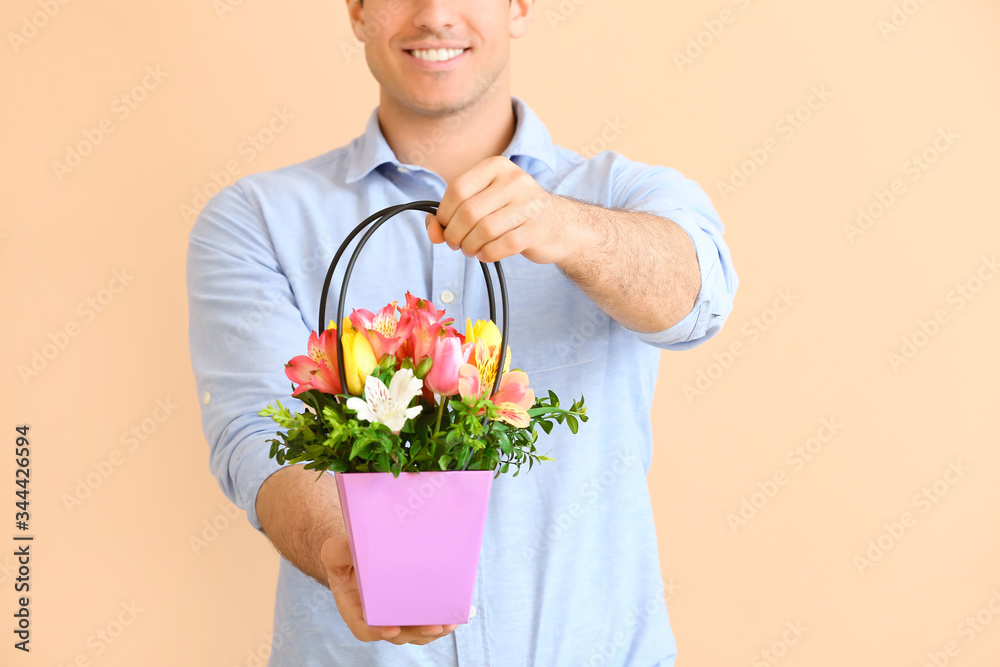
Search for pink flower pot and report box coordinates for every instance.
[334,470,494,626]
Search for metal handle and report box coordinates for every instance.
[317,201,509,471]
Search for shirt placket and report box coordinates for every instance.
[454,557,491,667]
[399,168,491,667]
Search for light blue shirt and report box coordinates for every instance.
[187,97,737,667]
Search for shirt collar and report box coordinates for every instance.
[345,96,559,184]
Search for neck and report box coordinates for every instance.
[377,86,516,184]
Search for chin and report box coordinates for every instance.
[402,90,482,118]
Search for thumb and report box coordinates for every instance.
[425,213,446,244]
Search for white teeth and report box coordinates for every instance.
[410,48,464,62]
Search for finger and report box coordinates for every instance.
[474,228,528,264]
[437,156,513,226]
[322,536,383,643]
[425,213,446,244]
[443,186,514,253]
[459,209,525,260]
[380,623,458,646]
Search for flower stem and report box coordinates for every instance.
[433,395,447,438]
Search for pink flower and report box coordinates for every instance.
[458,366,534,428]
[396,292,457,364]
[349,301,413,362]
[424,336,472,396]
[284,328,343,396]
[458,363,484,401]
[490,370,534,428]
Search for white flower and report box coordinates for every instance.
[345,369,423,433]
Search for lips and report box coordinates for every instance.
[407,47,467,62]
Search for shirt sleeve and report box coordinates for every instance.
[186,179,308,532]
[608,153,738,350]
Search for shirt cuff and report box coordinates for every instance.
[241,452,287,533]
[627,207,733,350]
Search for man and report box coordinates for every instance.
[187,0,737,664]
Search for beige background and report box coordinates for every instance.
[3,0,999,665]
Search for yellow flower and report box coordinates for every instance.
[464,318,510,394]
[465,318,501,352]
[340,317,377,395]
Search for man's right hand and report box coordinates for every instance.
[321,535,460,645]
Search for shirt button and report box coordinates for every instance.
[397,166,410,174]
[202,392,211,405]
[440,290,455,304]
[469,605,477,618]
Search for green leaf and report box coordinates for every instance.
[438,454,453,470]
[566,415,579,434]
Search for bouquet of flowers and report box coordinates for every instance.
[259,292,587,477]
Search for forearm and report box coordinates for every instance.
[555,197,701,333]
[256,464,346,587]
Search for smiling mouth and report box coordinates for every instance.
[407,48,467,62]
